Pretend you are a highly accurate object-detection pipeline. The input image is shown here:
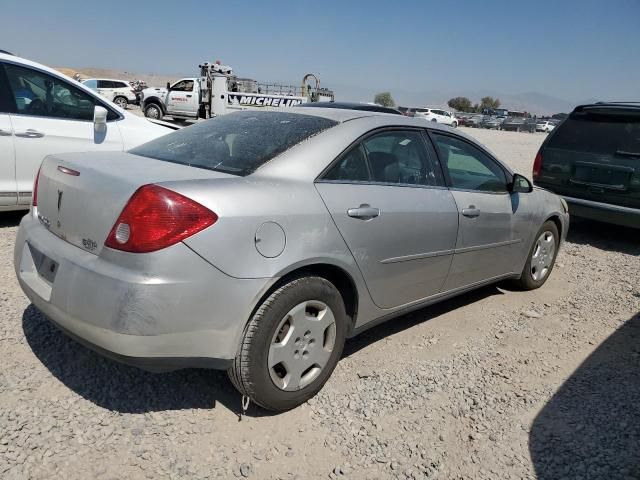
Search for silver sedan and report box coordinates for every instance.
[14,109,569,411]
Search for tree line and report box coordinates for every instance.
[372,92,501,113]
[447,96,501,113]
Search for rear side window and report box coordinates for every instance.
[323,130,443,186]
[130,111,337,176]
[548,111,640,155]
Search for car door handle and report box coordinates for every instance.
[186,94,193,97]
[461,206,480,218]
[348,205,380,220]
[0,128,12,136]
[15,129,45,138]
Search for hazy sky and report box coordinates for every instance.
[2,0,638,102]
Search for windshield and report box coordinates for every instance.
[547,110,640,155]
[130,111,337,176]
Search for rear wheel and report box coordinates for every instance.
[144,103,163,120]
[513,220,559,290]
[228,276,348,411]
[113,96,128,109]
[431,118,437,123]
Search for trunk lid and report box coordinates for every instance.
[536,107,640,209]
[36,151,233,254]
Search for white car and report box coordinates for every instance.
[0,52,173,212]
[536,120,556,133]
[413,108,458,127]
[81,78,137,109]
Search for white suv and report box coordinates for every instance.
[0,52,173,211]
[82,78,137,109]
[413,108,458,127]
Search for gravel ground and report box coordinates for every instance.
[1,129,639,479]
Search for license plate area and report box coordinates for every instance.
[570,162,633,191]
[30,245,59,285]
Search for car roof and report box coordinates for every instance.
[287,106,464,131]
[296,102,402,115]
[82,78,130,83]
[574,102,640,113]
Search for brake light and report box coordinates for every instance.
[532,152,543,180]
[32,166,41,207]
[105,185,217,253]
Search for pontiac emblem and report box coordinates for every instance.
[57,190,63,228]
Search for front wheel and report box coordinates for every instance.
[144,103,163,120]
[451,121,458,128]
[228,276,348,411]
[513,220,559,290]
[431,118,437,123]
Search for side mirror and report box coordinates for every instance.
[93,106,108,132]
[510,173,533,193]
[166,82,171,90]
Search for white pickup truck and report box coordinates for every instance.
[140,62,334,121]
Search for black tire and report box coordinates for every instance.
[144,103,163,120]
[113,96,128,109]
[513,220,559,290]
[228,276,348,411]
[451,121,458,128]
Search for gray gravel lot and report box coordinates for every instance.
[1,129,639,479]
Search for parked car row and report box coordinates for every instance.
[456,113,555,133]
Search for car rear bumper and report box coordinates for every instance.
[14,213,271,370]
[563,195,640,229]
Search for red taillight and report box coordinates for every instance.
[105,185,217,253]
[532,152,543,180]
[32,166,41,207]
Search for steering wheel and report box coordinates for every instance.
[26,98,46,115]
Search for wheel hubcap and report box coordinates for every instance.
[116,98,127,107]
[268,301,336,391]
[531,230,555,281]
[147,107,159,118]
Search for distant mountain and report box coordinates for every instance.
[329,83,585,116]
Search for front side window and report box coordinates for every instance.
[97,80,114,89]
[432,133,507,192]
[171,80,194,92]
[4,64,116,121]
[130,111,337,176]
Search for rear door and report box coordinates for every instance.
[537,108,640,209]
[3,62,123,205]
[430,131,521,290]
[315,128,459,309]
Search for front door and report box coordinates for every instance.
[3,62,123,204]
[430,131,521,290]
[316,129,459,309]
[0,113,16,206]
[166,79,197,116]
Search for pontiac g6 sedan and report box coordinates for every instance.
[14,109,569,411]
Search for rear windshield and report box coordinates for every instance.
[130,111,337,176]
[547,110,640,155]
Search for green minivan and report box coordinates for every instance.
[533,102,640,228]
